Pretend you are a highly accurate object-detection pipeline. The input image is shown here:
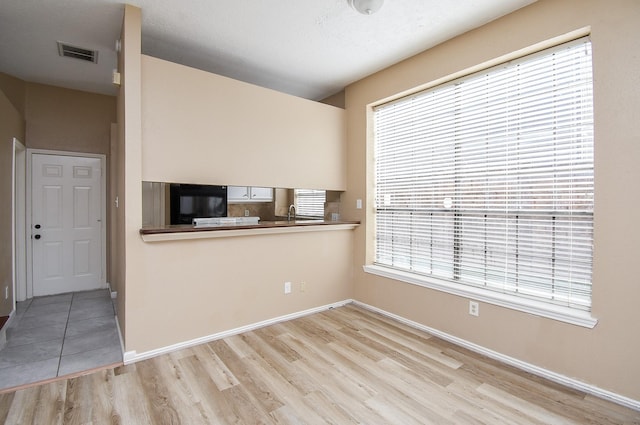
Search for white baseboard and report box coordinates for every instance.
[106,282,117,299]
[113,309,126,361]
[352,300,640,412]
[123,349,137,363]
[123,299,352,365]
[0,310,15,351]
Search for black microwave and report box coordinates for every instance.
[169,184,228,225]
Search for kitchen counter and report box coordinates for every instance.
[139,219,360,242]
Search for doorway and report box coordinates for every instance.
[27,150,107,297]
[0,149,119,390]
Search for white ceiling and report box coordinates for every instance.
[0,0,536,100]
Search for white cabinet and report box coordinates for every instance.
[228,186,273,203]
[248,186,273,201]
[228,186,250,201]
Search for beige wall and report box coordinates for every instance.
[0,89,25,317]
[115,4,144,347]
[118,5,355,355]
[0,72,26,117]
[25,83,115,155]
[128,230,354,353]
[320,90,345,109]
[140,55,346,190]
[345,0,640,401]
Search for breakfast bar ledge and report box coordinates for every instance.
[139,220,360,242]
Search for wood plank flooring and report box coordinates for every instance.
[0,304,638,424]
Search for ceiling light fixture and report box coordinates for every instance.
[348,0,384,15]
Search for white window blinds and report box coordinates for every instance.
[295,189,326,218]
[373,37,594,311]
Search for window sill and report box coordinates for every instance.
[362,264,598,328]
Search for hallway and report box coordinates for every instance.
[0,289,122,391]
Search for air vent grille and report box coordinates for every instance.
[57,41,98,63]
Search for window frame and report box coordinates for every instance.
[364,36,598,328]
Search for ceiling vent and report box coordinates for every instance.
[57,41,98,63]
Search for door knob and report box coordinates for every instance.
[34,234,41,240]
[35,224,41,229]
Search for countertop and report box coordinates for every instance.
[139,219,360,242]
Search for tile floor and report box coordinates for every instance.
[0,289,122,390]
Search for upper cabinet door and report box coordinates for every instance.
[228,186,272,203]
[249,187,273,201]
[228,186,250,202]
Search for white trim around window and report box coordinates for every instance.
[363,264,597,328]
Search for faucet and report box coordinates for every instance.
[287,204,296,222]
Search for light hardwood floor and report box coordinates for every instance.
[1,304,638,424]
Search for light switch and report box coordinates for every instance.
[356,199,362,209]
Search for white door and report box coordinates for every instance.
[31,154,104,296]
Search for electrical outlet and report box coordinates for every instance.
[356,199,363,209]
[244,209,250,217]
[469,300,479,317]
[284,281,292,294]
[4,286,7,300]
[300,281,307,292]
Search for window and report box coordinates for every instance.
[295,189,326,218]
[371,38,594,318]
